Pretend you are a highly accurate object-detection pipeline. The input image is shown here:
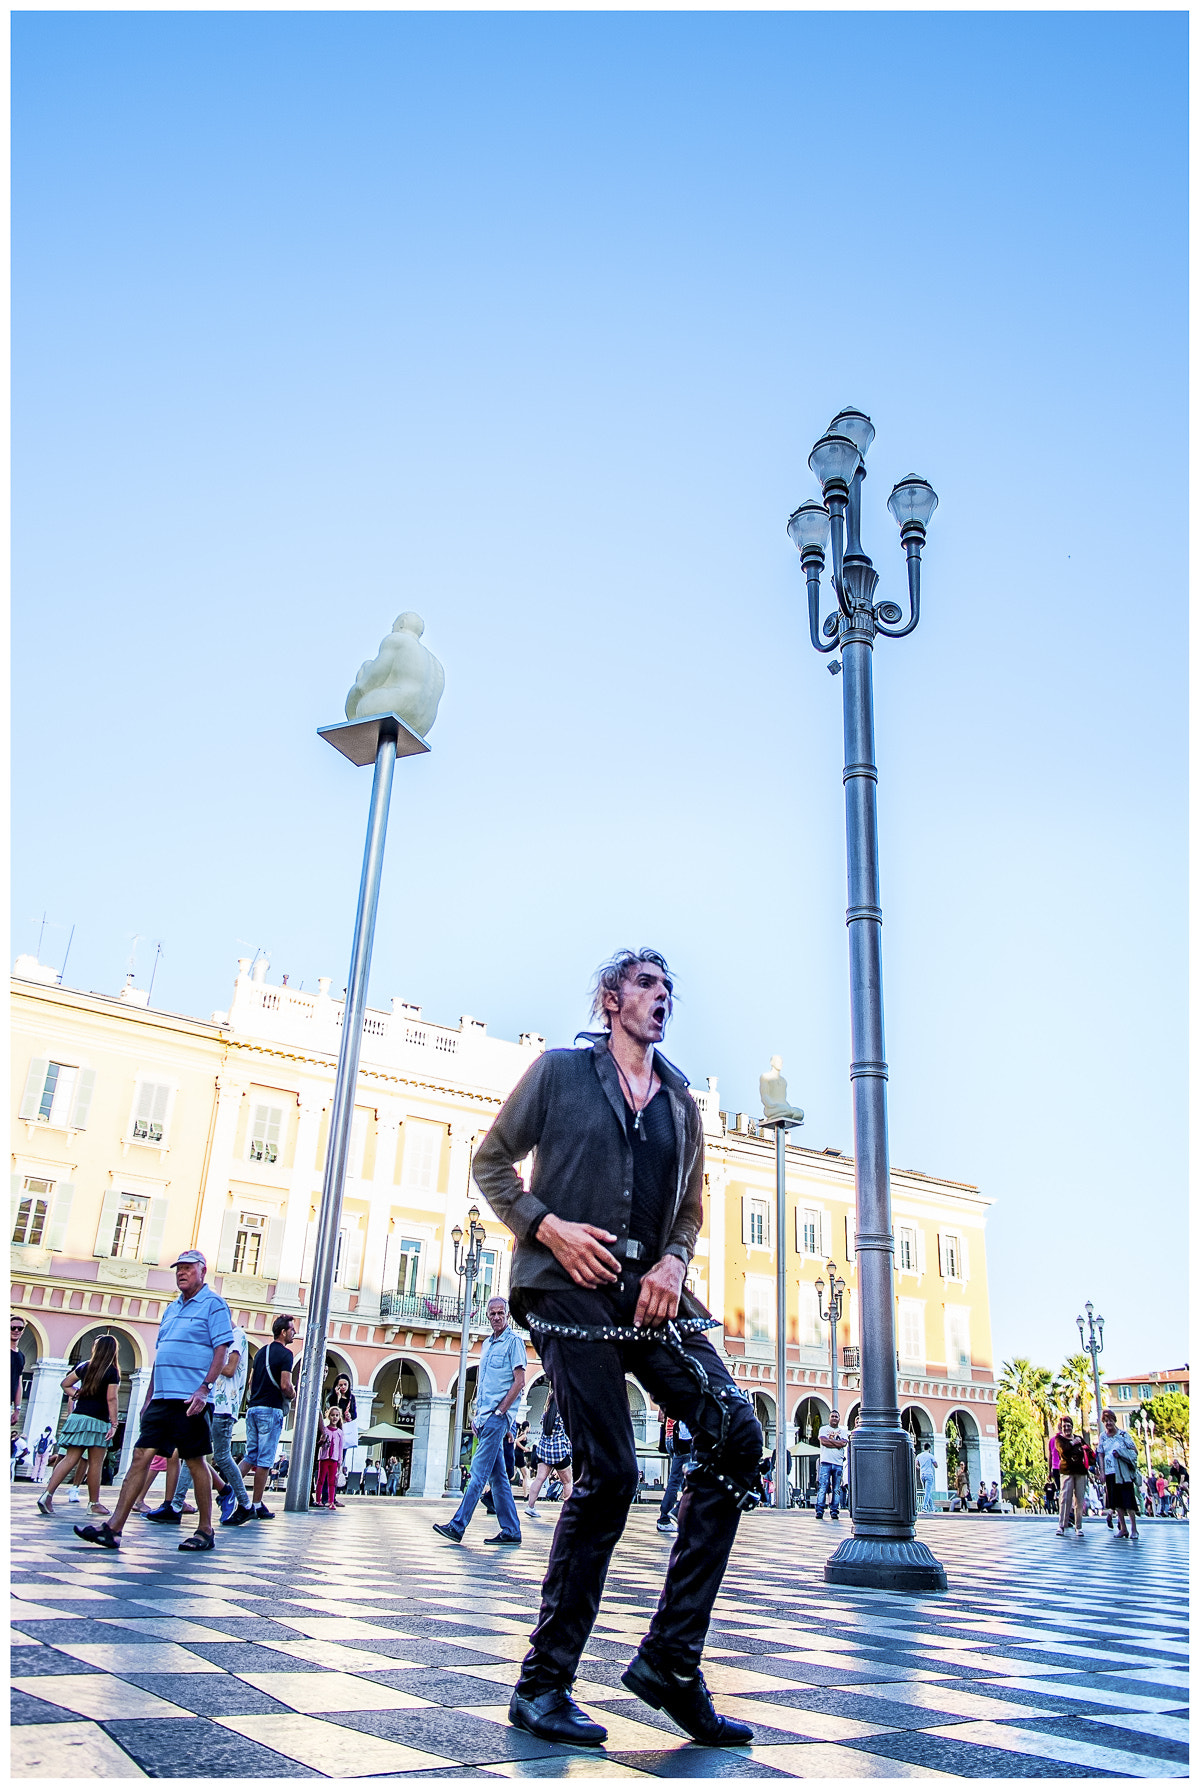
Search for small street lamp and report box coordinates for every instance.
[447,1206,488,1492]
[1076,1302,1105,1437]
[787,407,946,1593]
[815,1260,846,1412]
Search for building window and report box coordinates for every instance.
[232,1213,266,1275]
[898,1227,917,1273]
[12,1178,53,1246]
[898,1299,925,1365]
[111,1195,149,1260]
[798,1281,823,1348]
[248,1104,283,1165]
[801,1208,820,1256]
[744,1198,769,1249]
[402,1120,442,1192]
[396,1237,423,1297]
[473,1250,498,1315]
[945,1307,972,1373]
[745,1278,773,1342]
[131,1081,171,1144]
[941,1233,962,1280]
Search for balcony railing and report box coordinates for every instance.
[379,1290,490,1331]
[842,1346,860,1369]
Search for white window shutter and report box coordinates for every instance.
[960,1235,970,1282]
[916,1228,927,1275]
[19,1059,49,1121]
[344,1225,365,1290]
[143,1198,170,1264]
[93,1188,123,1257]
[45,1184,73,1253]
[820,1209,832,1259]
[70,1069,96,1130]
[260,1217,285,1280]
[764,1201,773,1253]
[845,1213,855,1262]
[151,1083,171,1133]
[937,1232,947,1278]
[382,1229,402,1294]
[302,1220,317,1282]
[216,1210,241,1273]
[741,1196,751,1246]
[11,1173,24,1237]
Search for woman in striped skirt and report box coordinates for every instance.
[36,1336,120,1518]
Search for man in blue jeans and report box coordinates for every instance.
[242,1314,296,1518]
[815,1408,848,1521]
[657,1418,691,1533]
[434,1297,526,1546]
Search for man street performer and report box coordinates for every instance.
[473,949,763,1749]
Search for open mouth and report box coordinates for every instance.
[652,1005,666,1024]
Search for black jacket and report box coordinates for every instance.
[472,1037,706,1325]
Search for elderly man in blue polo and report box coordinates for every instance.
[74,1249,233,1553]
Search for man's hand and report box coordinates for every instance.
[536,1214,621,1288]
[634,1255,686,1328]
[185,1388,209,1418]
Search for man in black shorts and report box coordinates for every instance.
[75,1250,232,1552]
[474,950,763,1749]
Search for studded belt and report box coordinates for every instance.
[525,1312,721,1345]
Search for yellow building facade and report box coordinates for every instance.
[11,957,998,1495]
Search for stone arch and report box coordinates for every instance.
[945,1406,982,1493]
[901,1402,937,1447]
[14,1313,48,1364]
[65,1320,145,1372]
[844,1400,862,1432]
[752,1391,777,1450]
[792,1394,830,1500]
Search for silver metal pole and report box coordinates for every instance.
[829,1294,838,1415]
[774,1125,788,1510]
[448,1253,478,1494]
[824,609,945,1592]
[285,730,398,1511]
[1087,1310,1105,1436]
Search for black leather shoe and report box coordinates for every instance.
[484,1532,521,1545]
[621,1653,753,1745]
[508,1688,606,1746]
[144,1505,183,1524]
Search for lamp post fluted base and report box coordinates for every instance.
[825,1535,947,1593]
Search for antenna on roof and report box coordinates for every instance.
[36,911,47,959]
[58,925,75,985]
[147,942,163,1005]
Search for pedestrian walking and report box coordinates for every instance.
[513,1421,533,1499]
[36,1338,119,1517]
[167,1319,255,1528]
[433,1296,526,1546]
[11,1314,27,1434]
[952,1461,970,1511]
[74,1250,233,1553]
[12,1432,30,1479]
[473,949,760,1749]
[386,1454,404,1497]
[242,1315,296,1519]
[526,1393,574,1520]
[316,1406,344,1508]
[917,1442,938,1514]
[656,1417,691,1533]
[1098,1408,1140,1539]
[815,1409,849,1520]
[1155,1471,1170,1517]
[31,1426,54,1483]
[1053,1416,1091,1538]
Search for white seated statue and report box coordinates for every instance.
[345,612,445,737]
[760,1056,805,1124]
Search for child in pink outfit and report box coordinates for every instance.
[316,1407,344,1508]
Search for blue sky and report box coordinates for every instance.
[13,12,1187,1373]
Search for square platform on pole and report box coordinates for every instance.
[318,712,431,767]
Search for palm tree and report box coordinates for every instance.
[1001,1359,1061,1463]
[1000,1358,1039,1399]
[1056,1354,1096,1432]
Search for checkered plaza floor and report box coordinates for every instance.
[11,1486,1188,1779]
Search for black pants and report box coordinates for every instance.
[516,1279,763,1697]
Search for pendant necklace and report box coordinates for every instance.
[615,1060,655,1138]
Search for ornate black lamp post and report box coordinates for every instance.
[446,1206,488,1492]
[1077,1302,1105,1436]
[815,1260,846,1409]
[787,407,946,1591]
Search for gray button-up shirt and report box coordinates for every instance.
[472,1037,706,1325]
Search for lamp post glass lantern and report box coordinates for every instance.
[816,1261,846,1414]
[787,408,946,1592]
[448,1207,488,1492]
